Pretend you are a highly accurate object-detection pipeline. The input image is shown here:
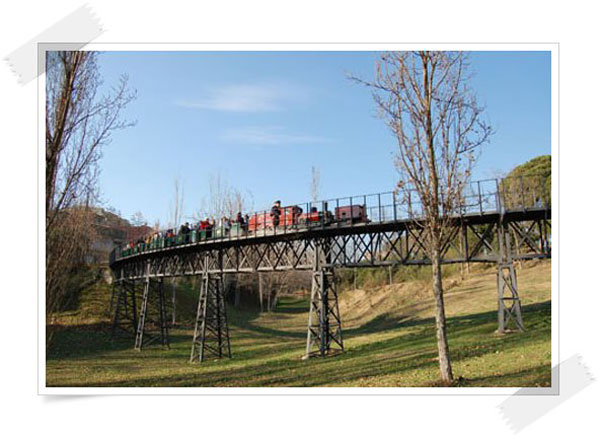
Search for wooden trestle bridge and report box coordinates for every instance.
[108,176,551,363]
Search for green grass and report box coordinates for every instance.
[46,260,551,387]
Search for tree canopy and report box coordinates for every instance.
[503,155,551,208]
[507,154,550,179]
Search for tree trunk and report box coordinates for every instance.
[171,279,176,326]
[234,286,241,308]
[431,247,453,384]
[271,288,279,311]
[258,272,263,312]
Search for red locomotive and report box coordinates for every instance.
[248,203,368,231]
[248,206,303,231]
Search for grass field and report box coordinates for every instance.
[46,260,551,387]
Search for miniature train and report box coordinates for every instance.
[117,203,369,259]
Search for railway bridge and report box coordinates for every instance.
[108,176,551,363]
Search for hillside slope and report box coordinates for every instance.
[339,260,550,329]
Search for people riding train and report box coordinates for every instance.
[199,217,209,230]
[206,217,214,238]
[136,236,145,250]
[121,208,258,256]
[121,203,301,258]
[271,200,281,227]
[220,216,231,235]
[243,214,249,232]
[235,212,248,234]
[120,200,324,257]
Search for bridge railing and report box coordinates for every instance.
[301,174,548,225]
[498,174,551,212]
[110,174,550,263]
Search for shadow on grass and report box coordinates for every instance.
[46,322,191,359]
[227,298,307,340]
[48,301,550,360]
[47,299,551,387]
[54,300,550,387]
[344,301,551,338]
[76,325,548,387]
[273,297,310,314]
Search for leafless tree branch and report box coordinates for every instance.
[350,51,492,384]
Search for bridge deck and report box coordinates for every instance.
[110,206,551,278]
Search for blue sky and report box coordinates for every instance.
[96,51,550,225]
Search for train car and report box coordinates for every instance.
[248,205,303,231]
[334,205,368,223]
[298,207,333,225]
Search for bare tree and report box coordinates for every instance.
[130,211,147,227]
[167,177,185,324]
[46,51,135,230]
[169,176,185,228]
[208,172,229,218]
[352,51,491,384]
[258,271,309,312]
[192,171,254,307]
[45,51,134,328]
[195,171,253,219]
[46,207,97,314]
[226,188,247,218]
[310,165,321,203]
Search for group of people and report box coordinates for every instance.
[122,211,254,253]
[194,211,251,235]
[121,200,285,255]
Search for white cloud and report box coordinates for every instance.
[221,126,331,145]
[175,83,303,112]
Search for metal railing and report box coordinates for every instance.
[111,174,550,262]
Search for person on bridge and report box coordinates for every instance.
[222,216,231,234]
[271,200,281,227]
[199,217,208,231]
[206,218,214,238]
[235,212,244,226]
[242,213,249,233]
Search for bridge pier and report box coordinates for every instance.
[111,269,138,337]
[190,254,231,363]
[304,240,344,358]
[134,262,170,350]
[496,222,525,333]
[111,264,170,349]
